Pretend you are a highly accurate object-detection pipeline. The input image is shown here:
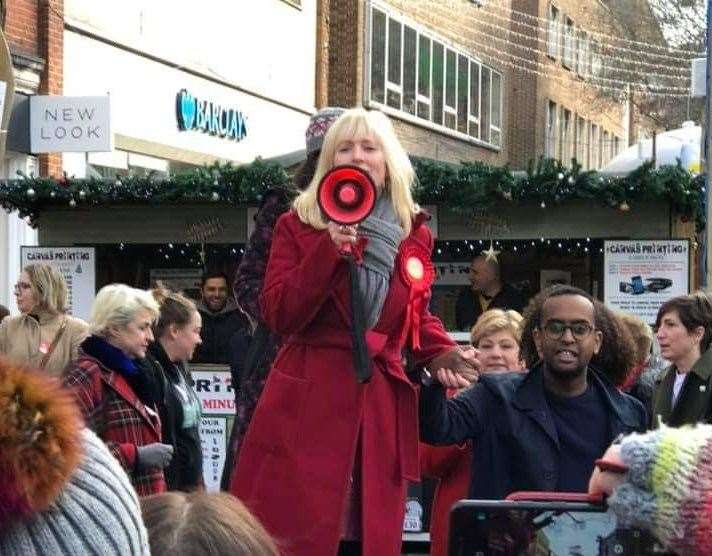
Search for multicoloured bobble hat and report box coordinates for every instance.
[0,358,150,555]
[305,106,346,154]
[608,425,712,556]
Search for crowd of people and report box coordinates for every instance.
[1,105,712,556]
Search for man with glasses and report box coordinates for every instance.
[420,285,647,499]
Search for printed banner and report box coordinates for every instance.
[190,366,235,492]
[603,240,689,323]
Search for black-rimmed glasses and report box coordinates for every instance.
[541,321,595,340]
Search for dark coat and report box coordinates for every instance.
[455,282,525,331]
[192,300,249,364]
[230,211,455,556]
[651,347,712,427]
[420,364,647,500]
[144,342,203,491]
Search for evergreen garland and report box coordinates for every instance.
[0,156,705,230]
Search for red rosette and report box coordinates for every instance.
[398,245,435,350]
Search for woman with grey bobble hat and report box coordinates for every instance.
[0,357,151,555]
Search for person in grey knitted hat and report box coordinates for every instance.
[0,358,150,555]
[589,425,712,556]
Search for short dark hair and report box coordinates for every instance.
[519,285,635,384]
[201,271,230,289]
[656,291,712,351]
[0,304,9,321]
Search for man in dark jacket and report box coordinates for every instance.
[192,271,249,364]
[421,285,647,499]
[455,253,525,331]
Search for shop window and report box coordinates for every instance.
[602,130,610,164]
[545,100,557,159]
[432,42,444,126]
[417,35,431,120]
[367,1,503,149]
[559,108,572,165]
[480,66,491,144]
[590,124,600,169]
[370,8,387,105]
[403,26,417,116]
[576,31,588,77]
[575,116,587,169]
[444,49,457,130]
[590,40,603,77]
[547,4,560,59]
[386,18,403,109]
[562,17,575,70]
[490,71,502,147]
[468,60,480,139]
[457,54,469,135]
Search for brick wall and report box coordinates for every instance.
[38,0,63,177]
[5,0,64,177]
[4,0,39,57]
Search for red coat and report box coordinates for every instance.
[420,437,471,556]
[63,354,167,496]
[230,211,454,556]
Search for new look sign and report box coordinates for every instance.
[30,96,111,153]
[176,89,247,141]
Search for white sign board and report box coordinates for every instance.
[604,240,689,323]
[200,416,228,492]
[190,367,235,492]
[30,95,111,153]
[20,246,95,321]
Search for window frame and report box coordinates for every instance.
[547,3,561,60]
[562,16,575,70]
[545,100,558,159]
[365,0,503,150]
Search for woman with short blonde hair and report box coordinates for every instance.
[0,263,88,375]
[471,309,524,347]
[63,284,171,496]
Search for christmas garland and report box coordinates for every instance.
[0,156,705,230]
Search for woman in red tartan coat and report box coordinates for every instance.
[63,284,172,497]
[230,108,477,556]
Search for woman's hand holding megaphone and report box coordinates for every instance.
[328,222,359,250]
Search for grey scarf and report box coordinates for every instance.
[356,195,402,328]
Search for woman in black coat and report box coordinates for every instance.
[146,287,204,491]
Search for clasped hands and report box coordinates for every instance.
[427,346,482,389]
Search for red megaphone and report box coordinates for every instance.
[317,165,377,255]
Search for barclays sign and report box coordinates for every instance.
[176,89,247,141]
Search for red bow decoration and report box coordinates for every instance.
[399,245,435,350]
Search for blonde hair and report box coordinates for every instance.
[151,284,197,339]
[141,492,280,556]
[617,311,654,363]
[471,309,524,347]
[293,107,419,236]
[89,284,160,337]
[24,264,69,314]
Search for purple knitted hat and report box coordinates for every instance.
[305,107,346,155]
